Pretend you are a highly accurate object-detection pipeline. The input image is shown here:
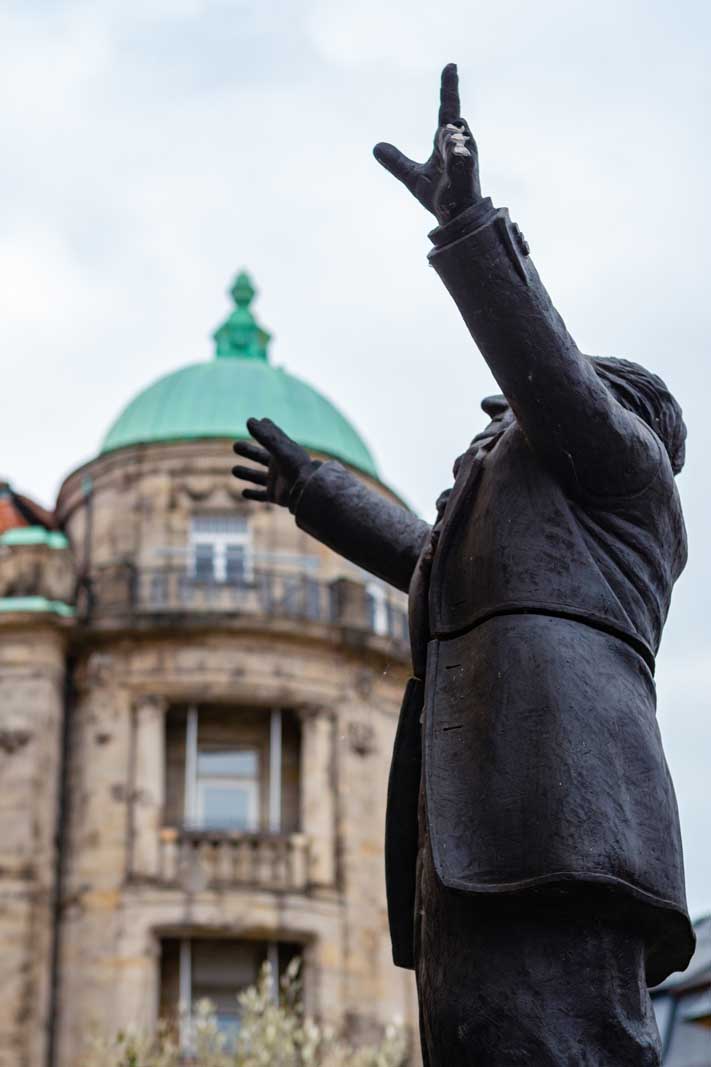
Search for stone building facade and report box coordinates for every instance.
[0,274,418,1067]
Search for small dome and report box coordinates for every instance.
[101,272,379,480]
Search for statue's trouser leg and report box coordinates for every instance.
[414,838,662,1067]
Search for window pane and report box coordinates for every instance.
[193,989,241,1016]
[305,578,321,620]
[192,941,264,1046]
[193,544,215,582]
[192,515,248,536]
[282,577,302,616]
[197,749,258,777]
[149,573,167,607]
[213,1012,241,1046]
[366,582,389,635]
[225,545,247,584]
[193,940,263,988]
[199,784,255,829]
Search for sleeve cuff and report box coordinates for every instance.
[428,197,495,249]
[288,460,323,515]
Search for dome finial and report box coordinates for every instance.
[231,270,255,309]
[213,269,271,361]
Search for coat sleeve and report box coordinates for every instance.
[428,203,661,495]
[291,460,431,593]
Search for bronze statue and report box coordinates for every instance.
[232,64,693,1066]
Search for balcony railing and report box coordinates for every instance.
[83,563,409,644]
[156,828,312,893]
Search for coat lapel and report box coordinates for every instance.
[408,437,499,678]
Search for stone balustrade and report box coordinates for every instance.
[84,563,410,647]
[154,827,313,893]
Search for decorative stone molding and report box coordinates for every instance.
[132,693,168,716]
[0,728,32,755]
[79,651,116,687]
[353,668,375,700]
[178,477,214,502]
[347,721,377,757]
[0,542,75,603]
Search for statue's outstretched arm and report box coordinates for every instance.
[376,64,663,496]
[233,418,430,593]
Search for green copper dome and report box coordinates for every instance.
[101,272,379,479]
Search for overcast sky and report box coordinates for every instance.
[2,0,709,921]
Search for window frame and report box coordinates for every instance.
[182,706,284,834]
[366,579,390,636]
[175,937,297,1053]
[189,514,252,585]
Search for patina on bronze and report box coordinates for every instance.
[232,64,693,1066]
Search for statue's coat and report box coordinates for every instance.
[292,199,694,988]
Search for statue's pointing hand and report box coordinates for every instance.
[232,418,317,508]
[373,62,482,225]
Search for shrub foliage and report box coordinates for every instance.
[87,960,409,1067]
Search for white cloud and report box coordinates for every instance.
[0,6,111,130]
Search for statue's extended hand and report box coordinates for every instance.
[232,418,317,507]
[373,63,481,225]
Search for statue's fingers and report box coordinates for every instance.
[246,417,295,457]
[231,465,268,486]
[445,137,476,198]
[442,125,476,163]
[437,119,474,155]
[438,62,461,126]
[443,129,470,151]
[233,440,270,465]
[373,142,419,191]
[242,488,269,502]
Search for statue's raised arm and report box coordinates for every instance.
[374,64,684,495]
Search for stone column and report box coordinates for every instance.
[298,708,336,887]
[111,912,161,1037]
[56,652,134,1066]
[0,624,66,1067]
[129,694,167,880]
